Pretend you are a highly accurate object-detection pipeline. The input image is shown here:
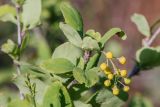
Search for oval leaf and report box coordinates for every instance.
[136,47,160,69]
[59,23,82,47]
[82,37,100,50]
[22,0,41,30]
[40,58,75,74]
[73,67,86,84]
[85,67,99,87]
[52,42,83,65]
[60,2,83,36]
[0,5,16,23]
[42,81,72,107]
[131,13,150,37]
[85,53,100,70]
[85,29,101,41]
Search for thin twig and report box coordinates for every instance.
[16,5,22,47]
[147,27,160,46]
[15,5,22,76]
[67,80,78,89]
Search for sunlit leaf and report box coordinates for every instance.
[22,0,41,30]
[42,81,72,107]
[131,13,150,37]
[85,67,99,87]
[73,67,86,84]
[40,58,75,74]
[60,2,83,36]
[73,67,99,87]
[52,42,83,65]
[59,23,82,47]
[86,53,100,70]
[0,5,16,23]
[85,29,101,41]
[82,37,100,50]
[99,28,127,48]
[1,39,18,59]
[77,57,85,70]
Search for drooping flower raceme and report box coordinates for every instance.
[100,51,131,96]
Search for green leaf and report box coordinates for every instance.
[20,33,30,52]
[16,61,45,74]
[136,47,160,69]
[22,0,41,30]
[85,67,99,87]
[96,88,128,107]
[43,81,72,107]
[131,13,150,37]
[129,94,153,107]
[60,2,83,36]
[99,28,127,48]
[73,67,99,87]
[59,23,82,47]
[1,39,17,54]
[52,42,83,65]
[77,57,85,70]
[40,58,75,74]
[1,39,18,59]
[14,75,47,105]
[0,5,16,23]
[85,29,101,41]
[86,53,100,70]
[8,99,32,107]
[74,101,92,107]
[73,67,86,84]
[82,37,100,50]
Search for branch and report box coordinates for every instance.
[147,27,160,46]
[67,50,91,89]
[67,79,78,89]
[15,5,22,75]
[129,27,160,78]
[16,5,22,47]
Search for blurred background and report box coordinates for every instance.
[0,0,160,106]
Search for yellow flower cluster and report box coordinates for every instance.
[100,51,131,96]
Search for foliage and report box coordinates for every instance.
[0,0,159,107]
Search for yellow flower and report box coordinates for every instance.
[118,56,126,64]
[124,78,131,85]
[108,74,114,80]
[105,51,113,59]
[104,80,111,87]
[100,63,107,71]
[112,86,119,95]
[104,70,111,75]
[120,70,127,77]
[123,86,130,92]
[104,67,111,75]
